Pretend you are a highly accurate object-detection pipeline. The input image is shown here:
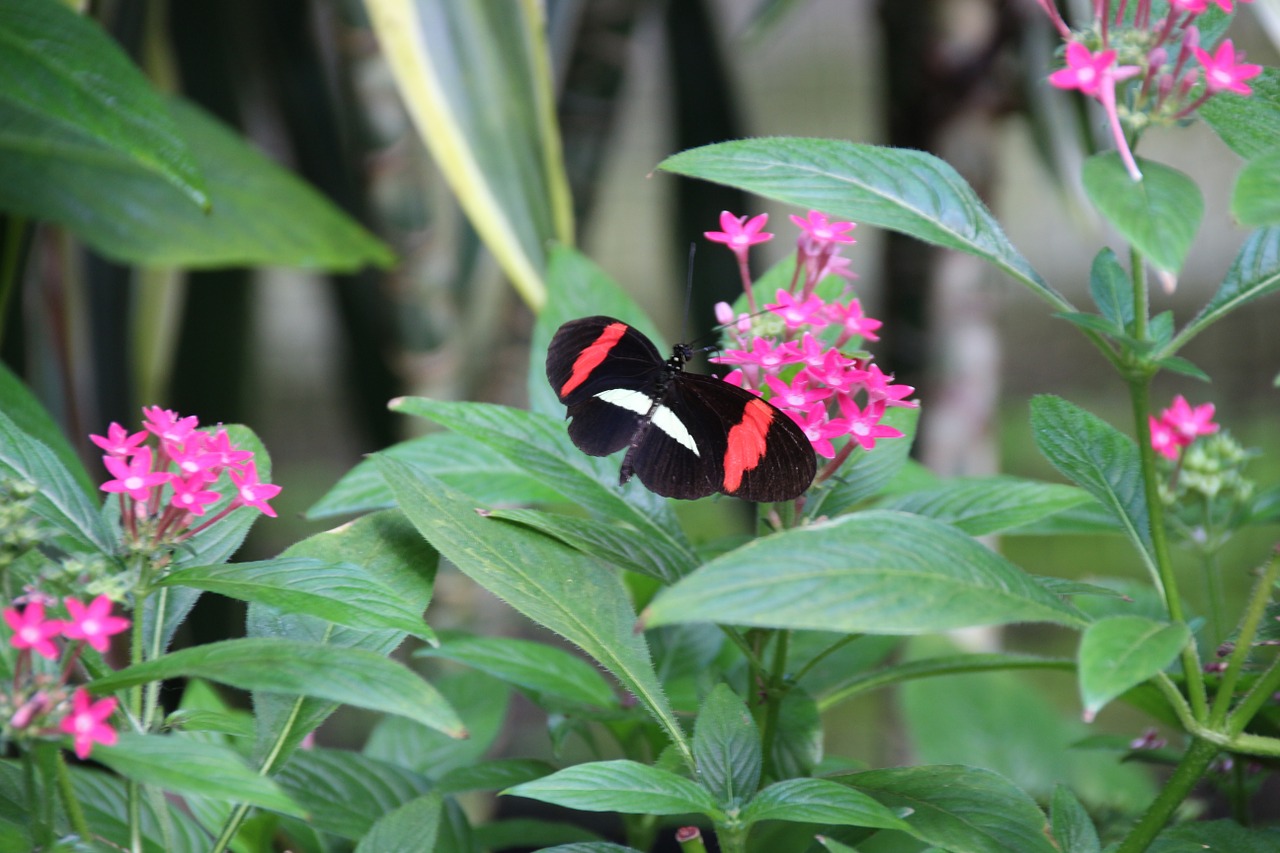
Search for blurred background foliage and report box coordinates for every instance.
[2,0,1279,826]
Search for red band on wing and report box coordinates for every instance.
[723,398,774,493]
[560,322,628,397]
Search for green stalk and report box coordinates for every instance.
[54,748,90,840]
[1201,548,1224,649]
[1115,737,1218,853]
[758,630,790,778]
[1215,548,1280,729]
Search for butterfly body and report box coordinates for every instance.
[546,316,816,501]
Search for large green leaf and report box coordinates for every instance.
[1088,247,1134,333]
[1029,396,1154,574]
[693,684,761,808]
[875,476,1093,536]
[644,510,1085,634]
[1077,615,1189,721]
[659,138,1059,306]
[741,778,912,833]
[92,734,302,817]
[1201,68,1280,159]
[1050,785,1101,853]
[1149,820,1280,853]
[274,749,432,841]
[88,638,464,737]
[0,0,206,208]
[1172,226,1280,352]
[160,557,434,642]
[0,361,95,498]
[378,460,692,766]
[0,95,392,270]
[1232,150,1280,227]
[364,0,572,308]
[838,765,1057,853]
[1081,153,1202,275]
[355,793,443,853]
[504,760,720,818]
[66,765,210,853]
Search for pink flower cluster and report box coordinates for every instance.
[1037,0,1261,180]
[3,594,128,758]
[92,407,281,547]
[1149,395,1219,460]
[705,211,916,474]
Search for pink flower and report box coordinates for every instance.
[1049,42,1138,98]
[825,299,882,342]
[861,363,918,408]
[63,596,131,653]
[203,429,253,472]
[1150,415,1182,460]
[100,446,171,502]
[170,475,222,516]
[837,398,904,451]
[141,406,199,446]
[764,373,831,412]
[766,290,828,330]
[230,462,282,517]
[792,404,847,459]
[4,601,65,660]
[1161,395,1219,441]
[789,211,856,246]
[1193,39,1262,95]
[168,439,222,481]
[704,211,773,256]
[59,688,118,759]
[712,338,803,371]
[89,423,147,457]
[807,350,867,394]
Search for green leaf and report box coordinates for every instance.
[392,398,696,582]
[88,638,464,738]
[472,819,604,851]
[1056,311,1124,337]
[364,0,571,308]
[306,432,562,519]
[356,794,442,853]
[1153,355,1209,382]
[816,838,860,853]
[0,409,114,554]
[693,684,761,807]
[488,507,694,584]
[1175,226,1280,350]
[838,765,1058,853]
[0,361,95,498]
[659,138,1057,305]
[92,733,302,817]
[1201,68,1280,160]
[0,0,206,209]
[807,406,919,517]
[1029,396,1154,571]
[1,95,392,270]
[436,758,557,794]
[1149,819,1280,853]
[1077,615,1189,720]
[644,510,1085,634]
[504,760,719,818]
[378,459,692,766]
[1081,153,1202,275]
[274,748,432,841]
[769,687,824,779]
[530,246,669,419]
[160,557,434,642]
[742,778,912,832]
[1232,149,1280,226]
[418,632,618,710]
[1089,249,1134,333]
[247,510,439,765]
[875,476,1093,536]
[1050,785,1101,853]
[66,764,209,853]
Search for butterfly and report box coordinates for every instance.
[546,316,816,501]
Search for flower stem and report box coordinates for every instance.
[759,630,790,778]
[1212,547,1280,729]
[1115,737,1218,853]
[55,748,90,840]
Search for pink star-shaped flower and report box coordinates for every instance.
[202,429,254,472]
[63,596,131,653]
[230,462,282,517]
[711,337,803,371]
[141,406,199,446]
[861,363,918,408]
[766,290,829,331]
[1193,39,1262,95]
[168,439,222,482]
[792,403,847,459]
[836,398,904,451]
[100,446,172,502]
[704,211,774,257]
[789,211,856,246]
[825,298,883,342]
[1160,395,1219,442]
[764,372,832,412]
[89,423,148,457]
[4,601,65,660]
[59,688,119,759]
[1049,42,1138,98]
[807,350,867,394]
[1149,415,1182,460]
[169,474,223,517]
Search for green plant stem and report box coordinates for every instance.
[55,748,90,840]
[0,216,27,350]
[1218,549,1280,731]
[1128,370,1208,721]
[677,827,710,853]
[1115,737,1218,853]
[758,630,790,777]
[791,632,865,684]
[1228,652,1280,739]
[714,822,749,853]
[1202,548,1224,649]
